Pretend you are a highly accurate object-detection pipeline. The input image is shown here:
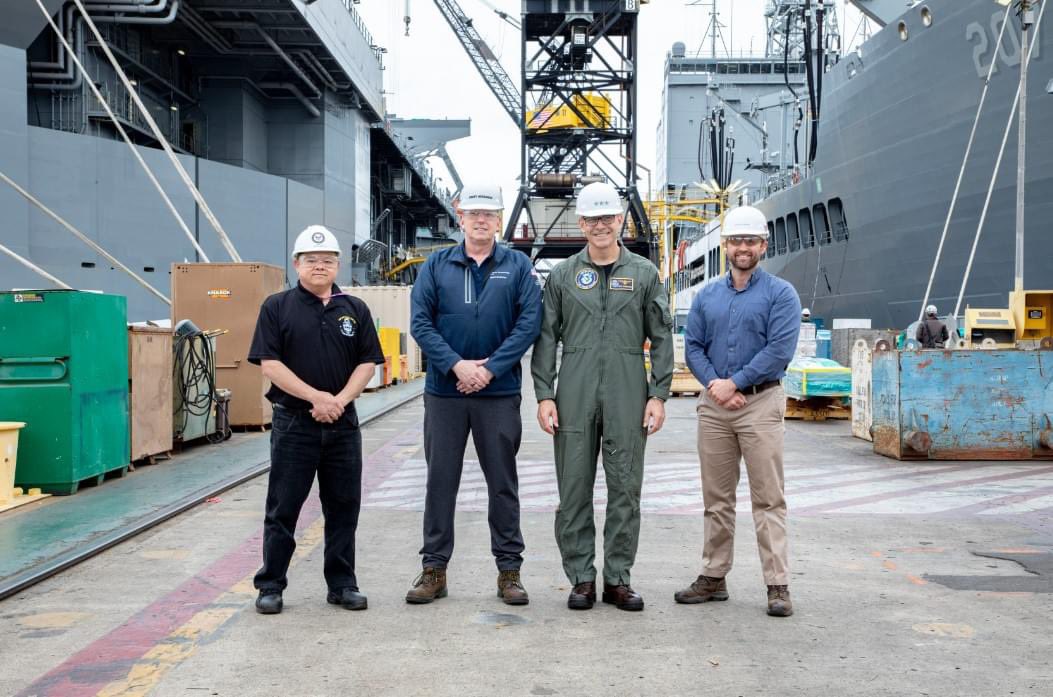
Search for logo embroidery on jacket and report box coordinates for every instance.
[338,315,357,337]
[575,269,599,290]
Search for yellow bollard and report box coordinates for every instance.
[0,422,27,505]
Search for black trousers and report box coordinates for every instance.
[421,393,525,571]
[254,406,363,593]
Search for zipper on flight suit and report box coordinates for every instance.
[597,257,612,401]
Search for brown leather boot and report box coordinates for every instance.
[405,567,447,604]
[497,570,529,605]
[567,581,596,610]
[602,583,644,611]
[767,585,793,617]
[674,574,729,604]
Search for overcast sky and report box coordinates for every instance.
[356,0,868,204]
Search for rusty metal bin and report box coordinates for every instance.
[871,346,1053,460]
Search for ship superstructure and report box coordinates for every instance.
[1,0,463,319]
[660,0,1053,329]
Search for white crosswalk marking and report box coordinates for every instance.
[362,458,1053,518]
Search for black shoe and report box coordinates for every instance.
[327,587,368,611]
[255,591,283,615]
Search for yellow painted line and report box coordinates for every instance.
[95,517,326,697]
[912,622,975,639]
[977,591,1035,598]
[138,549,191,561]
[18,611,91,629]
[895,547,947,554]
[991,547,1043,554]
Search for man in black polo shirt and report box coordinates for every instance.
[248,224,385,615]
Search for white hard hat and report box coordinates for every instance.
[801,308,811,318]
[575,181,624,217]
[925,304,938,316]
[292,224,341,259]
[720,206,769,238]
[458,183,503,211]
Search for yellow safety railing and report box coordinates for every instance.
[384,243,457,280]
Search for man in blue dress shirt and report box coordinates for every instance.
[674,205,801,617]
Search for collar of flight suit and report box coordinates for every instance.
[574,243,629,272]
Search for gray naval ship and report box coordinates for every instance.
[660,0,1052,330]
[0,0,464,321]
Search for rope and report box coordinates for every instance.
[69,0,243,262]
[0,169,171,305]
[0,241,72,289]
[953,0,1047,319]
[32,0,209,263]
[918,1,1012,322]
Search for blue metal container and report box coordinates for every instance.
[815,329,832,360]
[871,347,1053,460]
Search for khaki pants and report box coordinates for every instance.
[696,385,789,585]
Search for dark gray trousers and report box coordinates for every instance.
[421,393,525,571]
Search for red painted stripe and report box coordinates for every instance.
[18,423,422,697]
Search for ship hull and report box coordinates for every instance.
[754,0,1053,328]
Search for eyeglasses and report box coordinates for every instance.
[725,236,764,247]
[582,215,618,227]
[301,256,338,268]
[463,210,500,220]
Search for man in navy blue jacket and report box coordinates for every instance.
[407,183,542,606]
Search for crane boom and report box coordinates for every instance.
[432,0,522,127]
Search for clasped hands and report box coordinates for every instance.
[309,391,345,423]
[453,358,494,395]
[706,377,747,410]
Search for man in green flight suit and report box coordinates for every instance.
[531,181,674,612]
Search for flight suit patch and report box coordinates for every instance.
[575,269,599,290]
[610,277,634,291]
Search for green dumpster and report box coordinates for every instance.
[0,291,130,494]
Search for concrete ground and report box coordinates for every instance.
[3,375,1052,697]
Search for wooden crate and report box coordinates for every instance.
[128,326,174,461]
[785,396,851,421]
[669,369,703,396]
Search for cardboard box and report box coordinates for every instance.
[172,263,285,426]
[344,286,421,373]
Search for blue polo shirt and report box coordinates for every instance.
[411,242,542,397]
[685,268,801,390]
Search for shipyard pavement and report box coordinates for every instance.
[2,361,1052,696]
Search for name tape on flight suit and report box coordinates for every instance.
[610,277,634,291]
